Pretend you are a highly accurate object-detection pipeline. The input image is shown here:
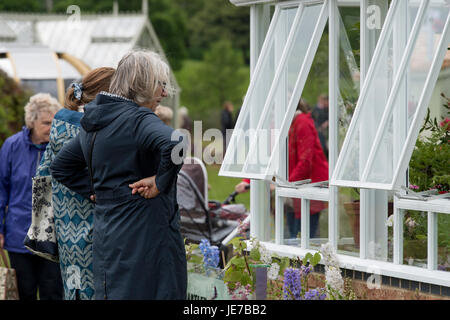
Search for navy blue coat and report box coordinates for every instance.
[50,93,187,300]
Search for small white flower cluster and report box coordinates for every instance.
[320,242,340,269]
[267,263,280,281]
[386,215,394,227]
[259,244,272,265]
[325,266,344,294]
[405,217,417,233]
[320,242,345,298]
[251,239,280,281]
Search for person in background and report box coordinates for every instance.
[0,93,63,300]
[221,101,234,154]
[177,106,192,134]
[177,106,194,154]
[50,50,187,300]
[311,94,329,159]
[155,105,174,126]
[234,99,328,238]
[287,99,328,238]
[35,67,115,300]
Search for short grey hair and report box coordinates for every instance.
[109,50,174,106]
[24,93,61,128]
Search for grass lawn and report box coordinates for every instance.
[205,164,250,211]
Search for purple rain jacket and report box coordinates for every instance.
[0,126,48,253]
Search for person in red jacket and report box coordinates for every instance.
[234,99,328,238]
[287,99,328,238]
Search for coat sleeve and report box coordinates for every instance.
[49,134,92,200]
[135,114,187,194]
[289,121,315,182]
[0,139,12,235]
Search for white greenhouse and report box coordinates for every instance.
[221,0,450,296]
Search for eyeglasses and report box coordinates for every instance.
[158,81,167,90]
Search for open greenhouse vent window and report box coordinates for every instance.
[219,0,329,180]
[331,0,450,191]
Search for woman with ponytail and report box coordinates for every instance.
[34,67,115,300]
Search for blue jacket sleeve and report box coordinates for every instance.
[0,140,12,235]
[135,113,187,193]
[49,134,92,200]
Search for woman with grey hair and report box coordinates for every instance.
[0,93,63,300]
[50,50,187,299]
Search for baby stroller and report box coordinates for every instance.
[177,157,249,248]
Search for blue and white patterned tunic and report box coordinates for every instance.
[37,108,95,300]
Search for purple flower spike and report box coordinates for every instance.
[283,268,302,300]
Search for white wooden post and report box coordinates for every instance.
[393,197,403,265]
[329,0,339,249]
[249,3,271,241]
[360,0,389,260]
[427,211,438,270]
[301,199,310,249]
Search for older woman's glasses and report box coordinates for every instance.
[158,81,167,90]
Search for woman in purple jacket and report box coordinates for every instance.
[0,93,63,300]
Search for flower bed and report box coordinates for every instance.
[185,234,357,300]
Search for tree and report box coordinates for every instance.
[188,0,250,62]
[0,0,43,12]
[178,39,249,129]
[147,0,188,71]
[0,70,32,147]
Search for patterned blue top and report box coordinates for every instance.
[37,108,95,300]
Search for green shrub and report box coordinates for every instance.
[0,69,32,148]
[409,93,450,193]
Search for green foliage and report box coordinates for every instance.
[0,70,31,148]
[409,94,450,193]
[302,27,329,107]
[187,0,250,62]
[185,241,202,263]
[223,237,252,290]
[176,40,249,129]
[0,0,43,11]
[302,252,322,267]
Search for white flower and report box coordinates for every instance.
[386,215,394,227]
[325,266,344,295]
[320,242,340,269]
[259,244,272,265]
[405,217,417,229]
[267,263,280,280]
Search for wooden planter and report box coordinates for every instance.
[344,201,394,249]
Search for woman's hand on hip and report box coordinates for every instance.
[129,176,160,199]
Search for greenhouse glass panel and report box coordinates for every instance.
[220,6,291,176]
[220,1,329,180]
[365,2,450,184]
[331,0,450,190]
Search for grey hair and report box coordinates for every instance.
[24,93,61,128]
[109,50,174,106]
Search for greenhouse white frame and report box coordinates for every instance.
[224,0,450,288]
